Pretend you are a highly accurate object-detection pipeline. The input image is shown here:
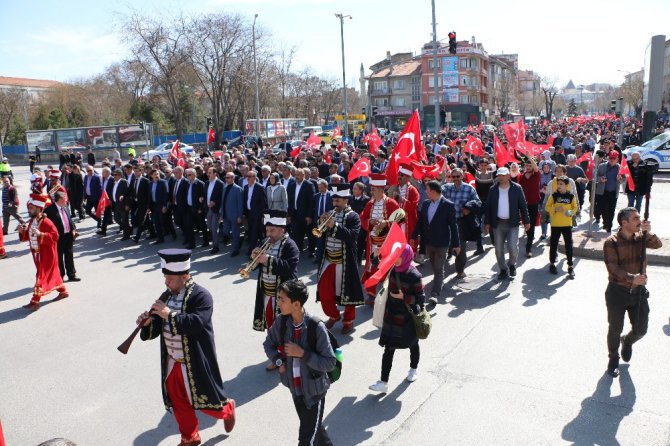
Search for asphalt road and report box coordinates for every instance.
[1,166,669,446]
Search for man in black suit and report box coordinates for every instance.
[184,168,208,249]
[277,135,292,154]
[412,180,460,305]
[311,179,333,262]
[242,170,267,255]
[129,164,154,243]
[45,191,81,282]
[68,164,85,221]
[149,169,169,244]
[287,167,315,252]
[349,181,370,263]
[169,166,188,239]
[97,167,114,236]
[110,169,131,239]
[205,167,224,254]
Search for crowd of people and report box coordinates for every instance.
[1,116,666,445]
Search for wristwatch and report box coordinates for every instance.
[275,358,285,367]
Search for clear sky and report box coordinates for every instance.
[1,0,668,90]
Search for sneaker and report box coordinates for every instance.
[620,336,632,362]
[539,235,547,241]
[508,265,516,278]
[428,295,438,306]
[369,380,389,393]
[497,270,509,281]
[526,251,532,258]
[406,368,418,382]
[607,358,620,378]
[549,264,558,275]
[567,266,575,278]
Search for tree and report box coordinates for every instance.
[0,88,24,144]
[540,77,559,121]
[48,107,69,129]
[493,70,516,120]
[567,99,577,116]
[5,115,27,145]
[122,12,189,139]
[620,76,644,118]
[32,105,51,130]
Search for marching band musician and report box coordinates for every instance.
[48,170,68,205]
[386,163,420,253]
[360,173,400,304]
[316,186,364,334]
[18,194,69,311]
[252,210,300,364]
[138,249,236,445]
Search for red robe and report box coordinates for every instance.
[18,215,64,302]
[360,196,399,296]
[388,184,420,252]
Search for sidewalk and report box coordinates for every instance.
[563,230,670,266]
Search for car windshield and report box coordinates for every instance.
[640,131,670,149]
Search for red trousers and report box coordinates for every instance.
[318,263,355,323]
[165,360,234,442]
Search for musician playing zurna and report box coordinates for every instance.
[316,185,364,334]
[137,249,236,446]
[252,211,299,345]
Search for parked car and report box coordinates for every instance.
[622,130,670,169]
[271,140,303,154]
[141,142,195,161]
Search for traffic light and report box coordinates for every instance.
[448,32,457,55]
[206,116,213,128]
[610,100,617,112]
[138,121,145,129]
[372,106,378,116]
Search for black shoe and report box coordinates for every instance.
[308,252,315,258]
[567,266,575,278]
[497,270,508,281]
[230,250,240,257]
[121,236,130,241]
[508,265,516,278]
[210,247,220,254]
[473,248,485,255]
[147,234,156,240]
[133,237,140,244]
[620,336,632,362]
[151,239,165,245]
[607,358,620,378]
[96,230,106,235]
[68,276,81,282]
[549,264,558,275]
[185,244,196,249]
[202,242,210,248]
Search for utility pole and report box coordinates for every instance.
[335,13,352,139]
[431,0,439,134]
[252,14,261,138]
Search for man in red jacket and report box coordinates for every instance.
[517,158,541,258]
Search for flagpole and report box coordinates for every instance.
[335,13,352,140]
[431,0,440,135]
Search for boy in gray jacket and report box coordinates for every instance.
[263,279,336,445]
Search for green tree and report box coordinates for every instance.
[567,99,577,116]
[48,107,69,129]
[68,104,90,127]
[6,115,27,145]
[32,105,51,130]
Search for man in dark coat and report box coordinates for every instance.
[183,168,207,249]
[86,147,96,167]
[316,186,364,334]
[149,169,169,244]
[44,191,81,282]
[139,249,236,446]
[83,165,102,221]
[110,169,131,239]
[243,170,268,255]
[252,211,299,337]
[68,165,85,220]
[287,167,315,252]
[129,164,155,243]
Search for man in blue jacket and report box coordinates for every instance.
[220,172,244,257]
[83,166,102,221]
[484,167,530,280]
[149,169,169,244]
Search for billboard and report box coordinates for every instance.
[442,56,459,103]
[26,131,56,151]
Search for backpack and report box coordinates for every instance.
[280,314,342,383]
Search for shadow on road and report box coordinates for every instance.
[223,359,280,408]
[323,380,409,444]
[0,286,33,303]
[521,262,571,307]
[561,366,636,446]
[133,410,219,446]
[446,278,511,318]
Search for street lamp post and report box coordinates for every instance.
[335,13,352,139]
[252,14,261,138]
[431,0,440,134]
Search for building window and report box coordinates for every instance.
[461,76,478,87]
[411,84,420,102]
[412,76,420,85]
[393,80,405,90]
[428,76,442,88]
[460,58,478,69]
[373,80,388,91]
[428,59,441,69]
[392,97,406,107]
[374,98,388,106]
[459,95,479,105]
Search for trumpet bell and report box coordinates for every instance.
[312,228,324,237]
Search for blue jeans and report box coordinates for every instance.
[493,221,519,272]
[627,191,644,212]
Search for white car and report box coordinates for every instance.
[141,142,195,161]
[622,130,670,169]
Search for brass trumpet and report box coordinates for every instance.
[239,238,272,278]
[312,209,336,238]
[371,208,406,237]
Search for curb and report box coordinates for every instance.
[559,231,670,266]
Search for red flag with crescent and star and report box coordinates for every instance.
[170,140,185,168]
[332,126,342,139]
[207,128,215,144]
[363,222,407,288]
[348,157,371,182]
[464,135,485,157]
[619,154,635,191]
[305,132,321,150]
[96,190,111,218]
[494,135,516,167]
[386,110,426,185]
[577,151,595,180]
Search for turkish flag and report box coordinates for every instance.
[290,146,301,158]
[367,129,383,156]
[170,140,185,167]
[503,123,521,145]
[363,222,407,288]
[207,128,215,144]
[619,154,635,191]
[577,152,595,180]
[96,190,111,218]
[494,136,515,167]
[387,110,426,185]
[305,132,321,150]
[448,138,459,148]
[464,135,485,157]
[348,158,371,182]
[332,126,342,139]
[411,155,445,180]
